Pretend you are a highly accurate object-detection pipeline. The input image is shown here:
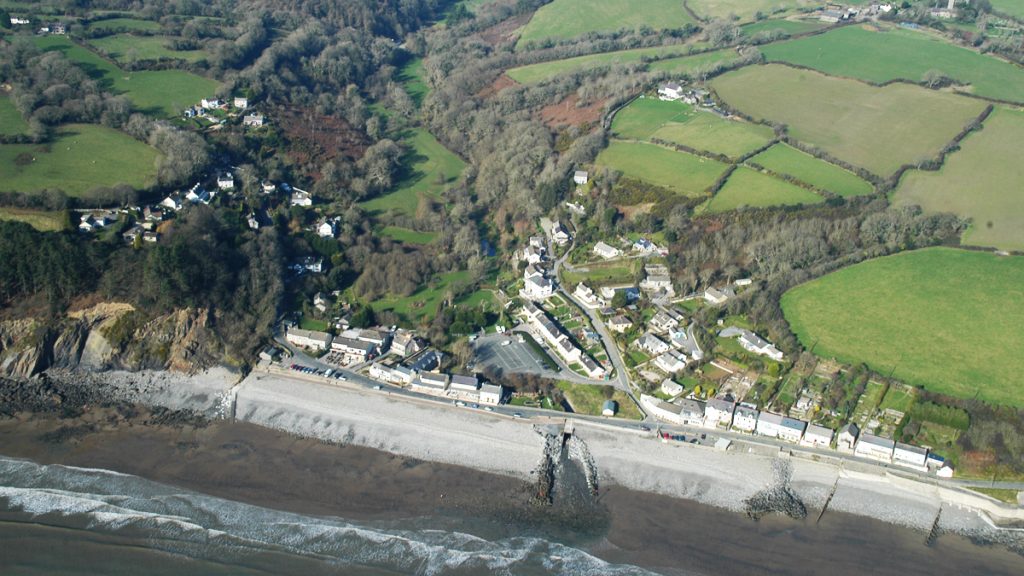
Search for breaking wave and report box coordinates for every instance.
[0,455,655,576]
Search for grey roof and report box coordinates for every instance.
[480,383,503,396]
[417,372,448,386]
[859,434,895,449]
[734,405,759,419]
[332,336,375,352]
[895,442,928,456]
[450,374,479,389]
[602,399,617,412]
[781,417,807,432]
[676,399,705,417]
[707,398,735,414]
[839,422,860,437]
[758,412,784,425]
[805,424,833,439]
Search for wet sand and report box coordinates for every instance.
[2,409,1023,576]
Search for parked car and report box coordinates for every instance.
[372,385,382,390]
[484,407,494,412]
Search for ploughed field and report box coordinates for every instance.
[711,64,987,177]
[781,248,1024,406]
[893,107,1024,253]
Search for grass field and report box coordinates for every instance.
[89,34,208,63]
[610,98,689,140]
[359,129,466,217]
[370,270,472,320]
[781,247,1024,406]
[557,381,643,419]
[35,35,218,117]
[0,97,28,136]
[560,259,635,287]
[651,110,775,159]
[712,64,987,176]
[894,107,1024,252]
[741,18,825,37]
[646,47,744,77]
[398,58,428,106]
[84,18,162,33]
[595,140,728,196]
[0,208,67,231]
[878,384,916,414]
[379,226,438,245]
[0,124,160,196]
[991,0,1024,19]
[704,166,822,213]
[506,45,695,84]
[749,143,873,197]
[689,0,818,22]
[761,25,1024,104]
[517,0,694,46]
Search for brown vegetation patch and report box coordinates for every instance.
[274,106,370,178]
[539,94,606,129]
[476,74,518,99]
[477,13,532,46]
[615,203,655,220]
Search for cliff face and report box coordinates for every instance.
[0,303,223,379]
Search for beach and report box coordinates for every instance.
[1,367,1023,574]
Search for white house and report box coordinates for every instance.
[286,327,332,351]
[300,256,323,273]
[521,244,545,264]
[529,235,546,249]
[649,310,680,333]
[317,220,336,238]
[757,412,806,443]
[602,400,617,417]
[160,193,184,211]
[243,113,265,127]
[574,283,605,309]
[704,398,735,428]
[261,181,277,194]
[855,434,896,463]
[233,97,249,109]
[201,98,223,110]
[185,183,213,204]
[522,275,554,300]
[411,371,449,394]
[661,379,684,397]
[607,315,632,333]
[641,395,705,426]
[391,330,424,357]
[290,189,313,207]
[593,241,621,260]
[551,220,571,245]
[580,356,606,379]
[217,172,235,190]
[313,292,331,313]
[331,336,377,364]
[632,238,659,254]
[573,170,589,185]
[654,349,688,374]
[479,384,504,405]
[658,82,684,101]
[837,423,859,453]
[893,443,929,470]
[669,328,704,361]
[732,405,759,432]
[703,286,735,305]
[636,333,670,356]
[719,327,783,362]
[10,17,30,25]
[801,424,834,449]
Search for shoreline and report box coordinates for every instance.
[4,367,1024,562]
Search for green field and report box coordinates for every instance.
[610,98,690,140]
[0,97,28,136]
[561,260,634,287]
[741,18,825,37]
[557,381,643,419]
[359,129,466,217]
[761,25,1024,104]
[646,47,743,77]
[894,107,1024,252]
[89,34,208,63]
[651,110,775,159]
[380,225,438,245]
[0,124,160,196]
[750,143,873,197]
[370,270,472,320]
[782,248,1024,406]
[991,0,1024,19]
[398,58,428,106]
[704,166,822,213]
[595,140,728,197]
[517,0,695,46]
[84,18,162,33]
[506,45,695,84]
[0,208,67,231]
[689,0,818,22]
[712,64,987,176]
[35,35,218,117]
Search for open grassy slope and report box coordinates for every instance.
[506,45,697,84]
[782,248,1024,406]
[35,35,217,117]
[595,140,728,196]
[711,64,987,176]
[894,107,1024,252]
[89,34,208,63]
[517,0,694,45]
[0,124,160,196]
[704,166,822,213]
[688,0,819,22]
[651,110,774,159]
[0,97,29,136]
[761,25,1024,104]
[359,129,466,217]
[750,143,873,197]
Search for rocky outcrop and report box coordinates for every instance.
[0,303,223,379]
